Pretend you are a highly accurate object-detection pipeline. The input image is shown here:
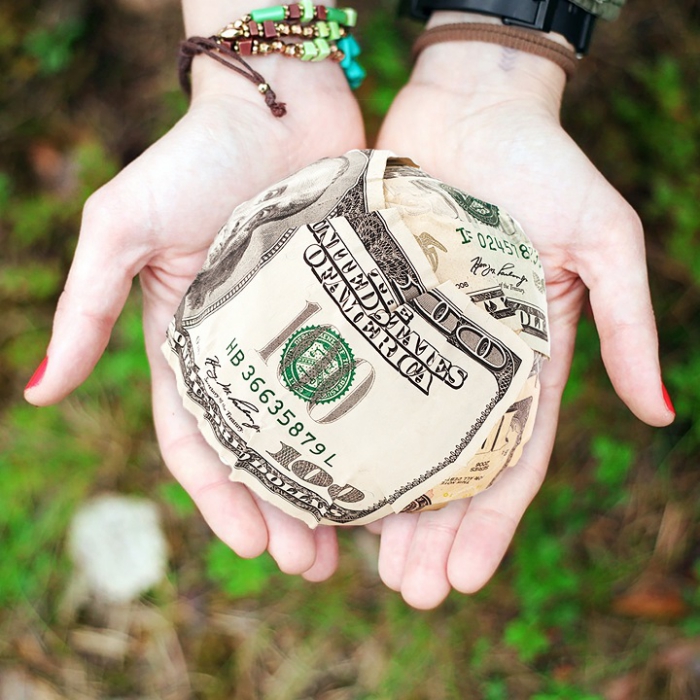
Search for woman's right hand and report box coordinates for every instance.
[25,55,366,581]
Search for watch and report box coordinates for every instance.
[401,0,597,54]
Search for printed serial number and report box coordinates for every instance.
[457,227,539,265]
[240,362,336,467]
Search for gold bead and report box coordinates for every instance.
[272,40,284,51]
[291,24,302,34]
[258,83,269,93]
[303,26,314,36]
[284,45,296,56]
[259,42,271,54]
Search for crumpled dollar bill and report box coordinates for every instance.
[163,150,548,527]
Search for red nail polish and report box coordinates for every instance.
[25,356,48,391]
[662,382,675,415]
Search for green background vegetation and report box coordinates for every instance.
[1,0,699,697]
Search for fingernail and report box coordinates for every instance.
[662,382,675,415]
[25,356,48,391]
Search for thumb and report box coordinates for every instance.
[578,210,674,428]
[24,190,151,406]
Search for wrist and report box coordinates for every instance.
[189,55,350,104]
[182,0,351,103]
[413,11,568,114]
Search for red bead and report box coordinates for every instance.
[248,21,259,36]
[288,3,301,19]
[316,5,327,19]
[263,20,277,38]
[220,39,233,50]
[238,39,253,55]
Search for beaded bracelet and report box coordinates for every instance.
[179,4,364,118]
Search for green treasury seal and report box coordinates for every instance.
[280,325,356,404]
[440,183,501,227]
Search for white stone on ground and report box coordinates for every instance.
[68,494,168,604]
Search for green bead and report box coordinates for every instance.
[326,7,347,24]
[316,20,329,37]
[250,5,286,22]
[312,38,331,61]
[300,0,314,21]
[327,20,341,40]
[342,7,357,27]
[300,40,318,60]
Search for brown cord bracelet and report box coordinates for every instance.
[412,23,578,79]
[179,36,287,117]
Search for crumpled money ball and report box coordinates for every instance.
[164,150,549,527]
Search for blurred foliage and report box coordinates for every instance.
[0,404,99,607]
[0,0,699,698]
[206,542,279,599]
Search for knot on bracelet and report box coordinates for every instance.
[178,36,287,117]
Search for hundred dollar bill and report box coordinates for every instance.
[164,150,546,526]
[376,159,550,358]
[403,354,542,511]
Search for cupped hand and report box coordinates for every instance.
[371,40,674,608]
[25,61,365,581]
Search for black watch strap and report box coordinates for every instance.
[401,0,597,54]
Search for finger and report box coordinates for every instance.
[577,208,674,427]
[147,315,269,559]
[302,526,339,582]
[399,500,470,610]
[447,286,580,594]
[25,190,150,406]
[446,377,558,594]
[165,436,269,560]
[365,520,383,536]
[377,512,420,592]
[255,496,320,575]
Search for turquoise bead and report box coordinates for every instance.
[250,5,286,22]
[337,35,360,65]
[343,60,365,89]
[338,34,360,56]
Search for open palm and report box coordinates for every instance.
[26,80,365,580]
[372,76,673,608]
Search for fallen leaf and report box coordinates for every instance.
[612,574,688,621]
